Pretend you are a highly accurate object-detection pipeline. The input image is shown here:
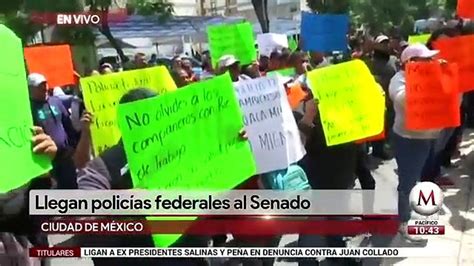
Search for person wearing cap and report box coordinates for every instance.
[217,55,251,82]
[389,43,441,242]
[366,34,398,160]
[28,73,79,189]
[99,63,113,74]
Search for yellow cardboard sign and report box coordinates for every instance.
[80,66,177,154]
[307,60,385,146]
[408,34,430,45]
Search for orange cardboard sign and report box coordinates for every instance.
[457,0,474,18]
[405,62,460,130]
[24,44,75,88]
[355,130,385,144]
[286,82,308,109]
[433,35,474,92]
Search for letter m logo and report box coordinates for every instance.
[417,190,435,206]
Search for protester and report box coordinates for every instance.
[240,60,261,79]
[295,57,359,266]
[268,50,282,71]
[218,55,251,82]
[99,63,113,74]
[171,67,191,88]
[421,27,462,186]
[148,53,157,66]
[28,73,79,189]
[259,55,270,73]
[309,51,330,69]
[181,58,198,82]
[289,51,311,76]
[367,34,398,160]
[0,126,57,266]
[389,43,441,242]
[133,52,147,69]
[171,55,183,72]
[200,55,214,80]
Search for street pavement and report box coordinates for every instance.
[49,131,474,266]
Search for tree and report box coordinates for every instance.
[87,0,174,63]
[1,0,173,62]
[252,0,269,33]
[306,0,351,13]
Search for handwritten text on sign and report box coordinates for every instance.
[307,60,385,146]
[118,73,256,190]
[80,66,176,154]
[208,22,257,67]
[405,62,460,130]
[118,73,256,248]
[234,76,306,174]
[0,25,51,192]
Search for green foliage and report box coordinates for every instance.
[127,0,174,22]
[306,0,351,13]
[306,0,456,37]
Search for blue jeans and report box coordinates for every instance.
[421,128,455,181]
[392,133,435,222]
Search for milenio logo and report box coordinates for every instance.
[409,181,444,216]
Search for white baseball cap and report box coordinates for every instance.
[401,43,439,63]
[27,73,47,87]
[218,55,239,68]
[375,35,389,43]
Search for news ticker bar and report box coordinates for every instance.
[39,219,401,235]
[29,189,397,215]
[29,247,456,258]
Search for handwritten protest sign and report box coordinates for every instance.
[307,60,385,146]
[433,35,474,92]
[117,73,256,247]
[405,62,460,130]
[0,25,51,193]
[81,66,176,154]
[300,12,349,52]
[257,33,289,57]
[457,0,474,18]
[408,34,430,45]
[234,76,306,173]
[208,22,257,67]
[24,44,75,87]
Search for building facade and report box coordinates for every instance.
[169,0,302,22]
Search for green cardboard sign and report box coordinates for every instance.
[208,22,257,67]
[0,25,51,193]
[117,73,256,247]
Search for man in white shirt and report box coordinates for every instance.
[389,43,441,242]
[217,55,251,82]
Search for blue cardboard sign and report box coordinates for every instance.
[300,12,349,53]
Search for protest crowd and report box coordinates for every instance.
[1,5,474,266]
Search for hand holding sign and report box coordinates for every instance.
[0,25,51,193]
[306,60,385,146]
[234,76,306,173]
[80,66,176,154]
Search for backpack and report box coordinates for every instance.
[260,164,311,190]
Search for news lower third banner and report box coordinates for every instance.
[29,247,456,258]
[29,190,397,215]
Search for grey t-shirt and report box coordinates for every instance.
[389,71,440,139]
